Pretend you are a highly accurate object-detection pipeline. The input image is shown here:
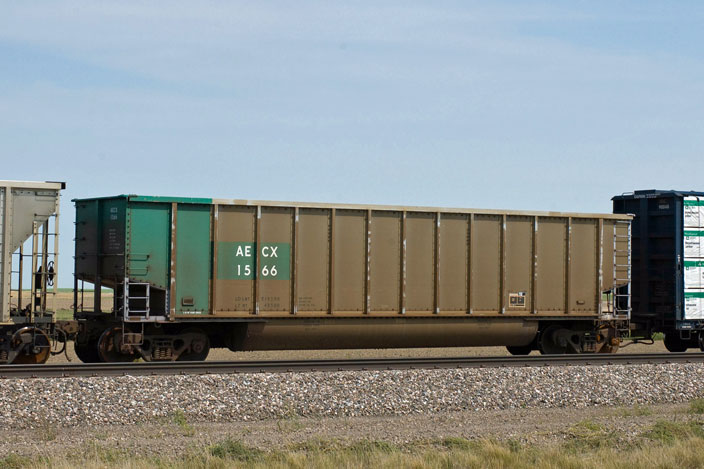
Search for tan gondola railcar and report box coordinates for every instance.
[74,195,632,360]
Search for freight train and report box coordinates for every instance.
[0,180,701,364]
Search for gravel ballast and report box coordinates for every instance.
[1,363,703,428]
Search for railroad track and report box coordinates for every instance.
[0,353,703,378]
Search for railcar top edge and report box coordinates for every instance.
[73,194,633,220]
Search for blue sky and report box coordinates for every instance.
[2,2,703,286]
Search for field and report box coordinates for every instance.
[9,290,113,319]
[2,401,704,468]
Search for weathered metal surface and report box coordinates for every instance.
[174,204,211,316]
[239,318,537,350]
[73,195,632,330]
[128,203,170,289]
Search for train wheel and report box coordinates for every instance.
[538,325,569,354]
[11,327,51,364]
[178,329,210,361]
[506,345,532,355]
[98,327,137,362]
[664,333,688,353]
[74,340,101,363]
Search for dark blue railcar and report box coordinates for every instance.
[613,190,704,351]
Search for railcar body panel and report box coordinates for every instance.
[75,195,631,322]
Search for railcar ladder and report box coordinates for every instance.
[612,220,632,323]
[121,280,151,320]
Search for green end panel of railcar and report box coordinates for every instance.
[75,197,127,283]
[174,205,212,315]
[126,203,171,289]
[100,198,127,279]
[74,199,100,279]
[76,195,214,316]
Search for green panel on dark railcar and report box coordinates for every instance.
[74,197,127,284]
[99,197,127,280]
[74,199,99,279]
[175,204,211,315]
[126,203,171,290]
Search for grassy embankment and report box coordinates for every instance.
[3,400,704,469]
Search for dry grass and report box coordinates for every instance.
[4,420,704,469]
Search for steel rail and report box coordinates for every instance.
[0,353,703,379]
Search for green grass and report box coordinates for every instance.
[209,439,264,461]
[0,454,33,469]
[54,309,74,320]
[440,436,475,450]
[689,399,704,415]
[171,409,194,436]
[563,419,616,451]
[621,332,664,341]
[642,420,704,444]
